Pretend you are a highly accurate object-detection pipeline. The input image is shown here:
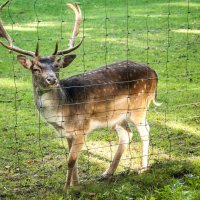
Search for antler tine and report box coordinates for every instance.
[0,0,35,57]
[67,3,82,49]
[0,0,9,12]
[0,1,13,46]
[35,42,39,57]
[55,3,83,56]
[52,41,58,56]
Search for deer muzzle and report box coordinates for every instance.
[46,74,58,86]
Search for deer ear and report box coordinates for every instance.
[57,55,76,68]
[17,55,33,70]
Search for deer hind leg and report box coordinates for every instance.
[130,110,150,172]
[101,120,133,178]
[64,134,85,190]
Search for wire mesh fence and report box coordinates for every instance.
[0,0,199,199]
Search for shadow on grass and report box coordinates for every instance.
[67,160,199,200]
[3,159,198,200]
[2,114,200,199]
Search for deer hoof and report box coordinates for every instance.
[138,166,149,174]
[98,171,113,181]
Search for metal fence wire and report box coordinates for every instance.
[0,0,199,198]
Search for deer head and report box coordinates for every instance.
[0,0,83,89]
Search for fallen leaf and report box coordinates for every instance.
[89,192,96,197]
[5,166,11,170]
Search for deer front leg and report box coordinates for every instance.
[64,134,85,190]
[67,138,79,186]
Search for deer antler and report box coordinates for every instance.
[53,3,83,56]
[0,0,37,57]
[0,1,83,57]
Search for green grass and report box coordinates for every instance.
[0,0,200,199]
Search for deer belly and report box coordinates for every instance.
[89,112,127,131]
[87,96,131,131]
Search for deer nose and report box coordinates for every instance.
[46,75,57,85]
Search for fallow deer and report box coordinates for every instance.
[0,0,160,189]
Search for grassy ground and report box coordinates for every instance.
[0,0,200,199]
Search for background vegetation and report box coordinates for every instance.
[0,0,199,199]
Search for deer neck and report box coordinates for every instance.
[32,82,69,131]
[33,83,66,114]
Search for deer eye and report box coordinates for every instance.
[32,68,41,73]
[53,65,60,70]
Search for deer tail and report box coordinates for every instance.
[152,86,162,106]
[152,98,162,106]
